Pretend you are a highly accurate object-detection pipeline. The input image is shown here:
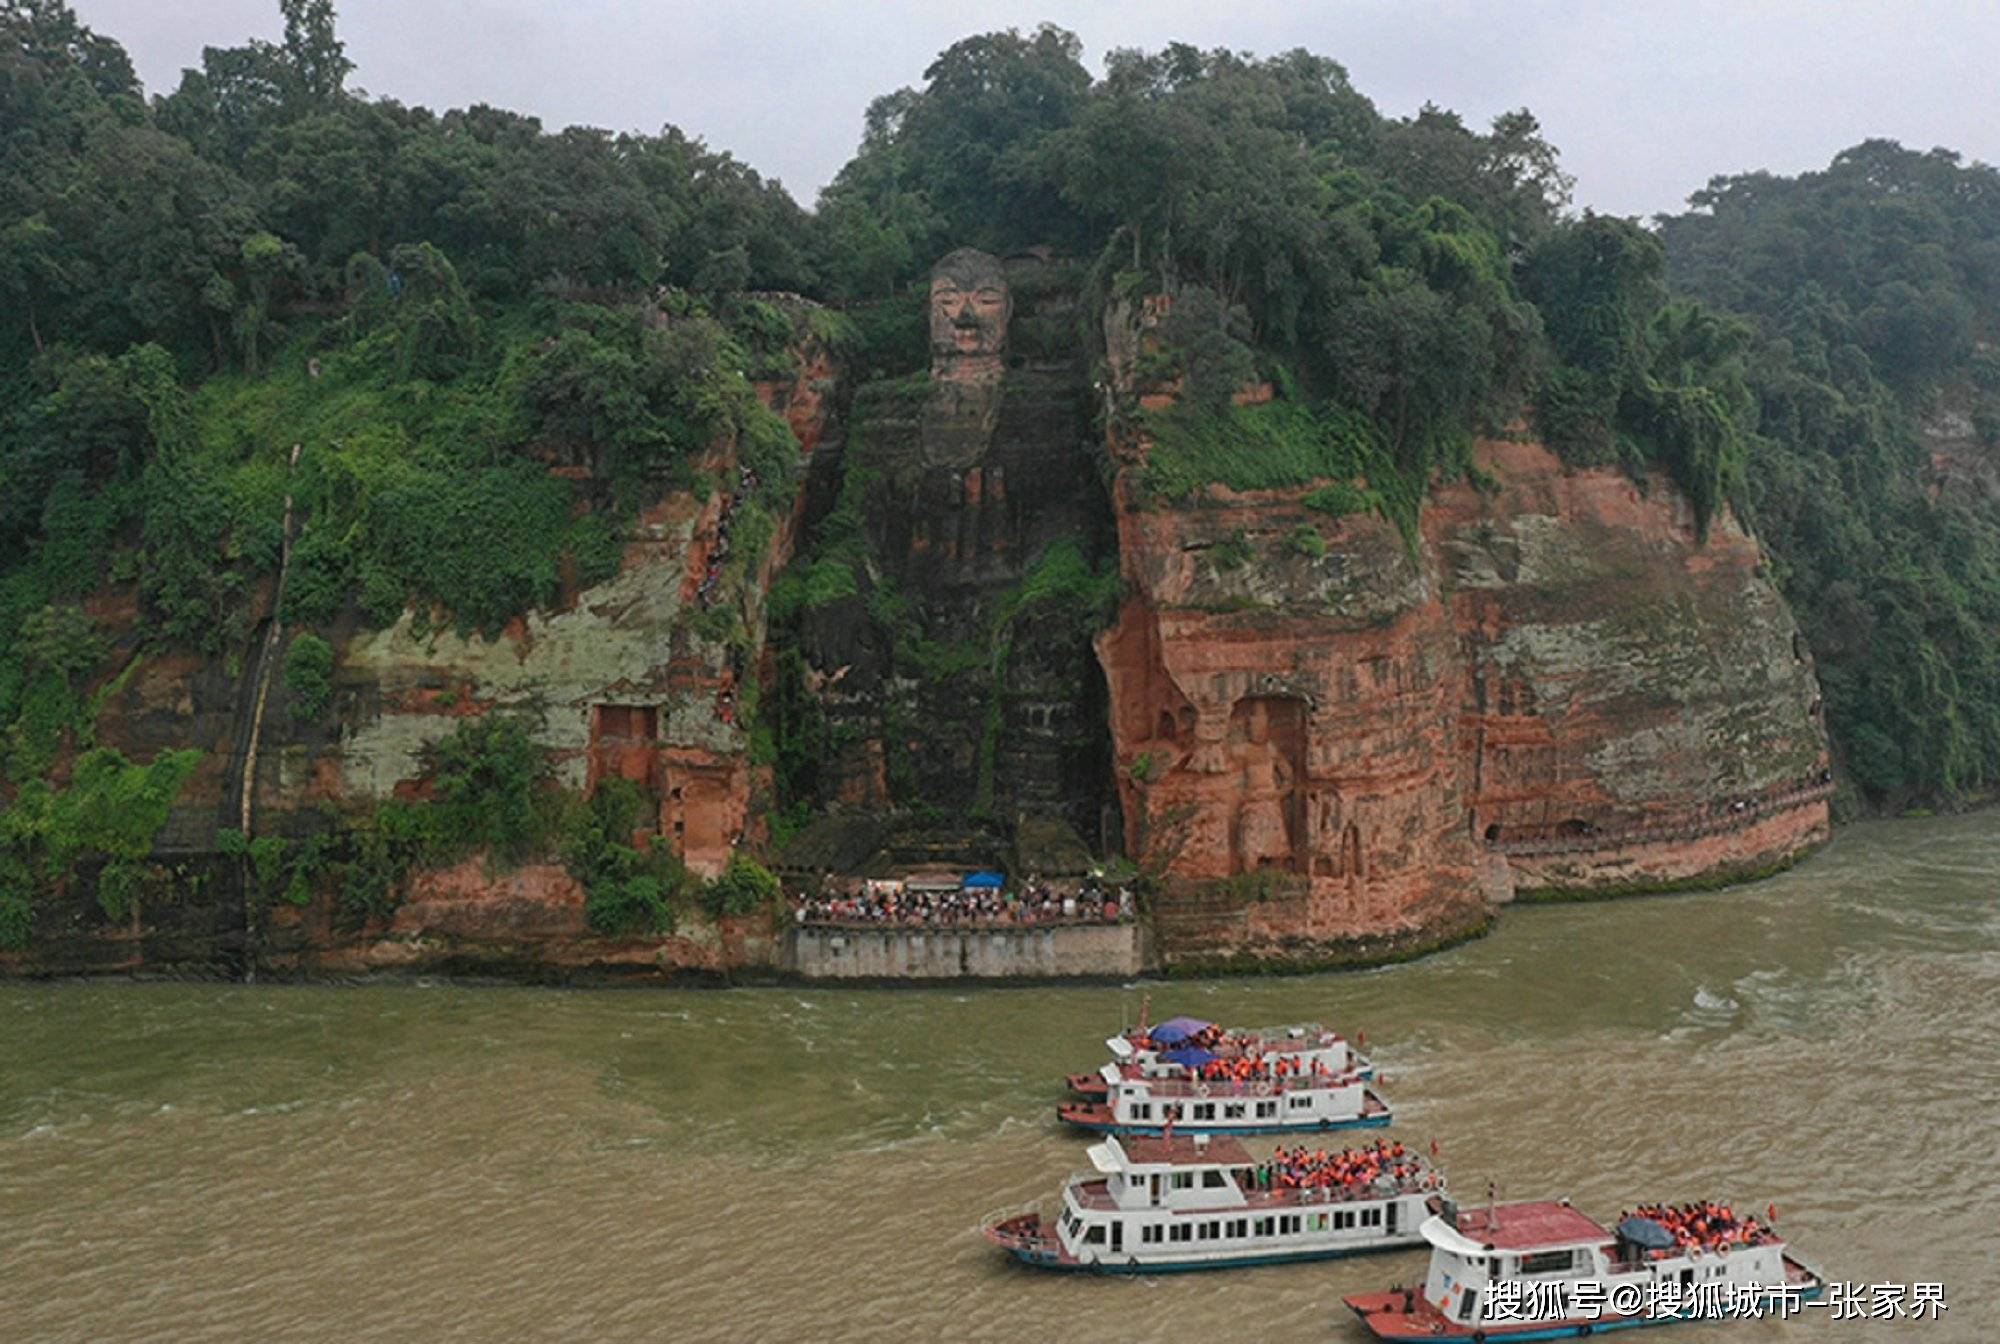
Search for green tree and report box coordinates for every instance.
[385,240,477,380]
[426,714,549,863]
[282,631,334,719]
[278,0,351,107]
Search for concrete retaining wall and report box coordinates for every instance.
[788,922,1143,980]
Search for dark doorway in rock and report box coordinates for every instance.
[588,705,661,839]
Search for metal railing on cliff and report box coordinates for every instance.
[1487,777,1834,859]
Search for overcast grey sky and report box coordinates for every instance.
[74,0,1999,219]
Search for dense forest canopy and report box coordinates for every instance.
[1659,144,2000,799]
[3,1,1999,826]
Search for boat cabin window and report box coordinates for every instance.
[1169,1224,1192,1243]
[1084,1226,1105,1245]
[1228,1219,1247,1238]
[1133,1104,1151,1119]
[1520,1249,1576,1276]
[1256,1102,1278,1118]
[1360,1207,1382,1228]
[1142,1226,1162,1244]
[1194,1104,1215,1120]
[1170,1172,1193,1190]
[1280,1215,1301,1234]
[1459,1287,1479,1322]
[1202,1170,1227,1188]
[1202,1220,1220,1239]
[1335,1210,1355,1230]
[1254,1217,1275,1237]
[1288,1094,1312,1109]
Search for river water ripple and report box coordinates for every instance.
[2,816,1995,1342]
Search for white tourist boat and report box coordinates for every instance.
[1344,1197,1826,1340]
[1057,1059,1390,1135]
[1064,1016,1373,1097]
[985,1134,1441,1273]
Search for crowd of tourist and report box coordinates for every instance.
[1247,1140,1422,1194]
[1621,1201,1778,1255]
[792,876,1134,927]
[1191,1051,1346,1087]
[697,463,761,609]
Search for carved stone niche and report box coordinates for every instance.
[1227,695,1308,874]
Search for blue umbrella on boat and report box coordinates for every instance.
[1616,1217,1677,1251]
[961,870,1006,889]
[1147,1015,1214,1044]
[1159,1046,1216,1068]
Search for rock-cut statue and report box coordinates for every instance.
[919,247,1011,469]
[929,248,1011,384]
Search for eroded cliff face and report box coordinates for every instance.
[4,268,1835,982]
[1099,317,1829,970]
[1436,440,1830,895]
[3,298,841,980]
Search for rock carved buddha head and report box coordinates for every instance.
[929,248,1010,382]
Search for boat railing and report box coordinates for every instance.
[1067,1177,1120,1210]
[979,1205,1053,1248]
[1246,1177,1439,1208]
[1127,1071,1363,1099]
[1237,1026,1338,1050]
[1064,1173,1438,1211]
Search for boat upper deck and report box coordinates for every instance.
[1227,1025,1343,1055]
[1121,1023,1344,1057]
[1115,1134,1256,1167]
[1110,1067,1364,1098]
[1072,1137,1439,1213]
[1070,1168,1434,1213]
[1441,1201,1610,1252]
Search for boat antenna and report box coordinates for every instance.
[1488,1180,1499,1229]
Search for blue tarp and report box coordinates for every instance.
[1147,1015,1214,1044]
[962,870,1006,889]
[1160,1046,1216,1068]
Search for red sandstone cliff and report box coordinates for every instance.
[1435,440,1831,895]
[3,282,1833,982]
[1097,304,1829,970]
[1100,439,1830,970]
[1098,478,1490,967]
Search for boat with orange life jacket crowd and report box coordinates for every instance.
[984,1133,1445,1273]
[1343,1194,1826,1340]
[1063,1014,1374,1099]
[1057,1044,1390,1137]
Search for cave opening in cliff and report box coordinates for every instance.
[588,705,662,839]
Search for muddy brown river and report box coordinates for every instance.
[3,815,1994,1342]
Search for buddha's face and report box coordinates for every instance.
[929,249,1010,375]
